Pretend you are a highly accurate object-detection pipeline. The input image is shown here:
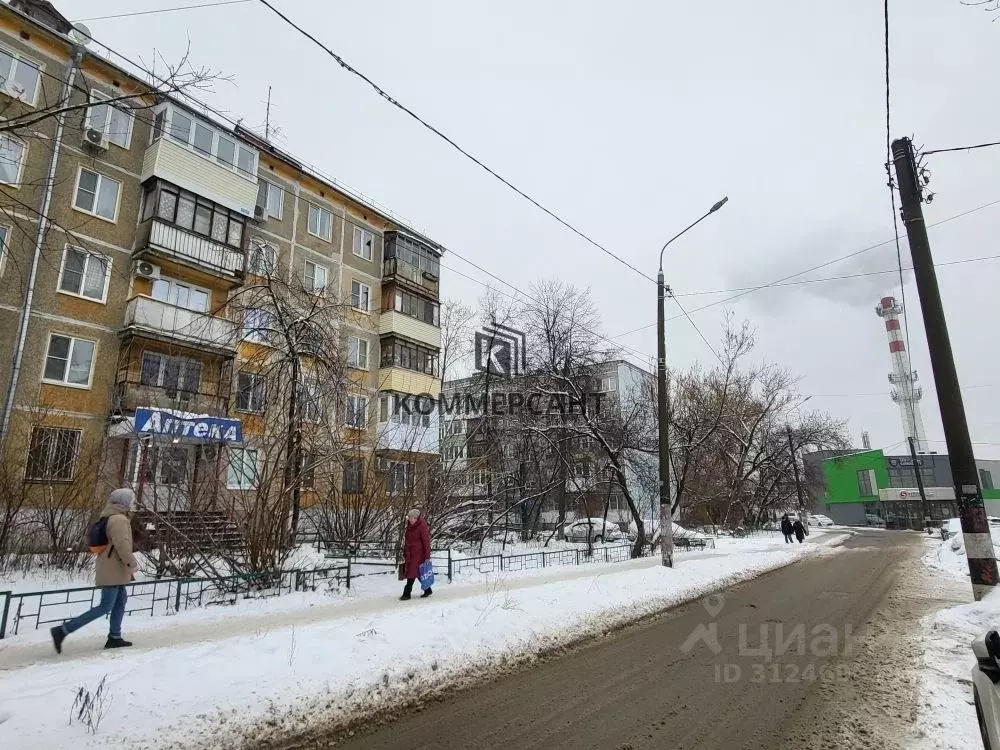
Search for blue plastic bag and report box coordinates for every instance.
[418,560,435,590]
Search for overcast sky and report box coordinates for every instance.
[58,0,1000,458]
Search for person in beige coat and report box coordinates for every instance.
[51,488,138,653]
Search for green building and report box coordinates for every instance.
[812,449,1000,528]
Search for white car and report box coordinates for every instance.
[564,518,622,544]
[972,630,1000,749]
[810,514,835,527]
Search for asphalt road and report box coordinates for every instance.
[333,530,921,750]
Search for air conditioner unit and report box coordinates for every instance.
[133,260,161,279]
[83,127,108,150]
[253,204,265,220]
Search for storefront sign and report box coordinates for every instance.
[134,408,242,444]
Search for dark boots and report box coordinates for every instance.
[421,587,433,598]
[104,636,133,649]
[50,626,65,654]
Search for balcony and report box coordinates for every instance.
[382,257,439,297]
[112,380,229,419]
[124,296,237,354]
[142,134,257,218]
[377,367,440,397]
[379,311,441,349]
[137,218,244,278]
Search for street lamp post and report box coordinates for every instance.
[657,196,728,567]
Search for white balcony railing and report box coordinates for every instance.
[124,296,237,352]
[147,219,244,276]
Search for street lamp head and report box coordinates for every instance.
[710,196,729,213]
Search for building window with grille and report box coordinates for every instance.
[25,427,81,482]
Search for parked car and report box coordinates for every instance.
[810,514,835,527]
[972,630,1000,749]
[564,518,622,544]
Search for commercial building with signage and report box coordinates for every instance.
[813,449,1000,527]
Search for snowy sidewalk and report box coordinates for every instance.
[0,533,847,750]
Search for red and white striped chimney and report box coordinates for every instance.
[876,296,927,451]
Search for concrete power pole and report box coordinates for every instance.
[907,436,930,532]
[891,136,998,600]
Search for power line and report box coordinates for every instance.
[75,0,252,24]
[924,140,1000,156]
[255,0,656,285]
[607,197,1000,339]
[669,295,722,364]
[807,383,1000,398]
[884,0,921,449]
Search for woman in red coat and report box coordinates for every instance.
[401,508,432,600]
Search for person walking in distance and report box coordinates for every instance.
[781,513,794,543]
[51,488,138,653]
[792,517,806,544]
[400,509,431,600]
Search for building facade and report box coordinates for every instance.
[812,448,1000,527]
[0,1,444,528]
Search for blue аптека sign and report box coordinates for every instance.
[134,408,243,444]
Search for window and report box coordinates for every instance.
[304,260,328,293]
[307,204,332,240]
[256,180,283,220]
[443,444,466,461]
[982,469,995,491]
[0,135,25,185]
[236,372,266,413]
[351,281,370,312]
[140,352,202,396]
[380,393,431,428]
[248,240,277,276]
[73,168,120,222]
[128,444,190,486]
[857,469,874,497]
[342,459,364,494]
[386,461,415,494]
[597,376,615,393]
[391,290,439,327]
[886,464,935,488]
[346,394,368,429]
[381,337,439,376]
[0,224,7,276]
[25,427,80,481]
[353,227,374,261]
[151,277,210,313]
[444,419,466,437]
[227,448,259,489]
[297,382,321,423]
[86,91,133,148]
[43,334,95,387]
[155,105,258,180]
[0,47,40,105]
[57,246,110,302]
[469,469,487,487]
[348,336,369,369]
[242,308,273,344]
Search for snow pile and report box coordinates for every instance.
[912,586,1000,750]
[0,535,846,749]
[922,534,1000,580]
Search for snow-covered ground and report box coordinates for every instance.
[0,531,847,749]
[914,535,1000,750]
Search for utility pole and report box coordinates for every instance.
[656,272,672,567]
[786,424,806,522]
[907,436,930,532]
[891,136,998,600]
[656,197,728,567]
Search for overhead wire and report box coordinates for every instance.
[607,197,1000,340]
[74,1,253,24]
[923,140,1000,156]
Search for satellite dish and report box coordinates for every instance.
[70,23,92,46]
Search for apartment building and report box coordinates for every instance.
[0,1,444,519]
[439,360,656,529]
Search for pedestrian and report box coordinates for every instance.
[51,488,138,653]
[781,513,793,543]
[400,508,431,601]
[792,518,806,543]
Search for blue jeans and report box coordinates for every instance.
[62,585,128,638]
